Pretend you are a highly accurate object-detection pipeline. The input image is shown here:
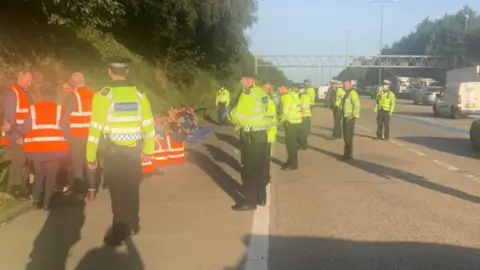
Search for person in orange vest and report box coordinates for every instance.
[62,72,96,200]
[165,122,186,164]
[13,79,70,210]
[152,114,169,168]
[1,71,34,199]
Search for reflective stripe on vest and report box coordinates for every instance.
[70,88,94,137]
[166,136,185,163]
[23,103,68,153]
[13,85,29,124]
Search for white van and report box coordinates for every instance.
[433,66,480,119]
[317,85,329,100]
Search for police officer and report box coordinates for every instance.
[229,77,269,211]
[86,56,155,245]
[215,86,230,125]
[332,80,345,139]
[279,86,302,170]
[303,80,316,106]
[262,83,277,185]
[298,85,312,150]
[374,80,396,140]
[341,81,360,160]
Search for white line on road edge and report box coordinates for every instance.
[408,148,427,156]
[244,184,270,270]
[390,140,404,146]
[433,159,459,171]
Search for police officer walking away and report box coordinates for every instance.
[215,86,230,125]
[331,80,345,139]
[279,86,302,170]
[86,56,156,245]
[341,81,360,160]
[229,77,269,211]
[375,80,396,140]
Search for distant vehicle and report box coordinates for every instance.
[317,84,329,100]
[436,66,480,119]
[387,76,412,98]
[412,85,445,105]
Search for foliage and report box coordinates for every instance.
[336,6,480,86]
[0,0,289,110]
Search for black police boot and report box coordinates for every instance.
[104,223,127,246]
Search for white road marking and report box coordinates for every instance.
[408,148,427,156]
[390,140,404,146]
[433,159,459,171]
[244,183,270,270]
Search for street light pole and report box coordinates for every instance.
[343,30,353,67]
[368,0,396,87]
[329,45,334,78]
[465,14,470,66]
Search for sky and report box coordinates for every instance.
[246,0,480,85]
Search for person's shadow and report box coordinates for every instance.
[75,237,144,270]
[24,199,86,270]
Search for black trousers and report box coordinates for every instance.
[103,143,142,238]
[240,130,268,206]
[70,138,96,195]
[32,159,61,207]
[217,103,226,125]
[298,117,311,148]
[285,123,301,167]
[376,110,391,139]
[343,117,356,157]
[332,108,343,138]
[8,144,29,191]
[266,143,272,184]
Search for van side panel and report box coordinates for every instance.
[458,82,480,115]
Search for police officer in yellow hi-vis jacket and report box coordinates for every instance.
[229,77,269,211]
[86,56,155,246]
[215,87,230,125]
[340,81,360,160]
[374,80,396,140]
[279,86,302,170]
[332,81,345,139]
[262,83,277,184]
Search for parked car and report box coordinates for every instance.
[412,86,445,105]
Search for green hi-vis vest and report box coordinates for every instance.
[335,87,345,108]
[300,93,312,117]
[86,85,155,163]
[306,87,316,104]
[281,92,302,124]
[342,89,361,118]
[228,85,269,131]
[267,97,277,143]
[374,89,396,112]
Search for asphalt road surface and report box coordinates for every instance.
[1,100,480,270]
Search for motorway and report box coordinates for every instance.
[1,99,480,269]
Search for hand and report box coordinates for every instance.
[2,122,11,132]
[346,116,354,121]
[87,161,97,170]
[141,153,152,163]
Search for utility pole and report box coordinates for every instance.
[344,30,353,67]
[465,14,470,67]
[329,45,334,79]
[368,0,396,86]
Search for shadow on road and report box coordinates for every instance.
[75,238,144,270]
[226,235,480,270]
[202,112,218,126]
[397,136,480,159]
[186,149,243,204]
[25,197,85,270]
[203,143,242,173]
[275,134,480,204]
[394,111,438,119]
[215,132,241,149]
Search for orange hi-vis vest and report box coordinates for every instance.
[23,101,69,153]
[142,159,156,174]
[166,136,185,164]
[1,84,31,146]
[69,87,94,138]
[154,138,169,167]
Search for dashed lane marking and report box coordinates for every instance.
[244,184,270,270]
[408,148,427,156]
[433,159,459,171]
